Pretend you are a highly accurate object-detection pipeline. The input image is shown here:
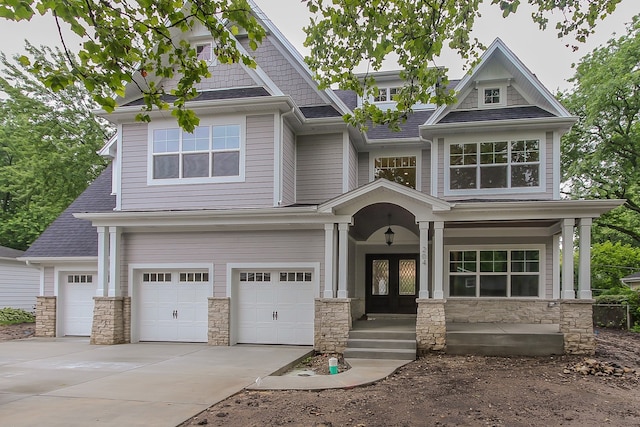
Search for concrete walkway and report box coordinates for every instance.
[0,338,311,427]
[249,358,412,391]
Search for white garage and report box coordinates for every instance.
[235,270,315,345]
[137,270,212,342]
[63,273,96,336]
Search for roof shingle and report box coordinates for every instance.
[439,106,555,124]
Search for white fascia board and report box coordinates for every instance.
[420,116,577,139]
[98,134,118,158]
[437,199,625,222]
[17,257,98,265]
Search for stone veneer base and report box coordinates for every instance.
[315,298,351,353]
[416,299,446,354]
[208,297,230,345]
[91,297,125,345]
[35,296,56,337]
[560,300,595,355]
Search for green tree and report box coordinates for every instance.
[560,16,640,245]
[590,241,640,290]
[0,0,623,131]
[0,44,111,250]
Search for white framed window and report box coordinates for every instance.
[179,272,209,282]
[477,84,507,108]
[142,273,172,283]
[447,246,544,298]
[372,87,401,103]
[148,117,245,185]
[370,149,421,190]
[195,42,215,64]
[445,134,543,194]
[279,272,312,282]
[67,274,93,284]
[239,272,272,282]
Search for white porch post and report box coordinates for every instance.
[419,221,430,299]
[337,222,349,299]
[108,226,121,297]
[578,218,593,299]
[96,226,109,297]
[552,234,561,300]
[432,221,444,299]
[561,218,575,299]
[324,223,336,298]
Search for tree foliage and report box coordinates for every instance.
[590,241,640,290]
[0,44,111,250]
[560,16,640,245]
[0,0,624,131]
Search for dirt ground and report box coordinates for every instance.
[2,324,639,426]
[180,329,640,427]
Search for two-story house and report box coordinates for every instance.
[22,2,622,356]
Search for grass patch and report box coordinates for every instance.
[0,307,35,325]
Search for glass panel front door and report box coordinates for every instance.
[366,254,419,314]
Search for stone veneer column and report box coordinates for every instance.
[35,296,56,337]
[314,298,351,353]
[90,297,125,345]
[416,299,446,354]
[560,300,595,354]
[123,297,131,343]
[208,297,230,346]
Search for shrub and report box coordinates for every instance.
[0,307,35,325]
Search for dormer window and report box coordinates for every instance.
[196,42,213,63]
[373,87,401,103]
[478,84,507,108]
[484,88,501,104]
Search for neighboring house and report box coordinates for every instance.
[621,272,640,291]
[23,2,623,354]
[0,246,39,312]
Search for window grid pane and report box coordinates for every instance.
[372,260,389,295]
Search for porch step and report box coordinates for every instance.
[446,329,564,356]
[344,319,417,361]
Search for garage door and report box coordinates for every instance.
[237,270,315,345]
[63,273,96,336]
[139,271,211,342]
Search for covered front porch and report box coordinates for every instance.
[313,179,619,356]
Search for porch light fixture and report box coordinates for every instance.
[385,226,395,246]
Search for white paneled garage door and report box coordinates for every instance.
[63,273,96,336]
[138,271,211,342]
[236,270,315,345]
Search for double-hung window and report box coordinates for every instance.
[150,120,244,184]
[448,138,540,192]
[448,248,542,297]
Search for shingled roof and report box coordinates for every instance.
[439,106,555,124]
[0,245,24,259]
[366,110,434,140]
[23,164,115,258]
[121,87,271,107]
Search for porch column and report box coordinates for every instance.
[418,221,429,299]
[432,221,444,299]
[323,223,336,298]
[337,222,349,298]
[561,218,575,299]
[108,226,121,297]
[578,218,593,299]
[96,226,109,297]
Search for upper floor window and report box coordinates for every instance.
[195,42,214,64]
[373,87,401,103]
[149,118,244,185]
[374,156,416,189]
[484,88,500,104]
[448,139,540,191]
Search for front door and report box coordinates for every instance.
[366,254,419,314]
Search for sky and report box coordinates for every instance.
[0,0,638,92]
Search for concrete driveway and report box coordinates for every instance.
[0,338,311,427]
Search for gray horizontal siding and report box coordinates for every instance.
[358,152,369,188]
[0,261,39,310]
[124,230,325,296]
[44,266,54,296]
[296,133,343,204]
[421,149,431,195]
[121,115,275,211]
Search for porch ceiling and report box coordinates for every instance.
[350,203,418,241]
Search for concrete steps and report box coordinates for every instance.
[446,324,564,356]
[344,319,417,361]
